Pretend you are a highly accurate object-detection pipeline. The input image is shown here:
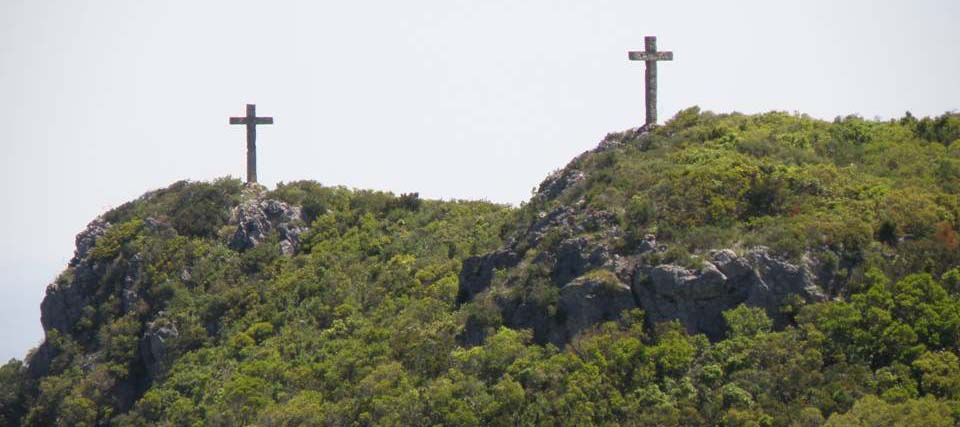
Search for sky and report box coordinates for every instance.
[1,0,958,362]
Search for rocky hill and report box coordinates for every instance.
[2,108,960,426]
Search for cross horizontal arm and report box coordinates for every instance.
[628,51,673,61]
[229,117,274,125]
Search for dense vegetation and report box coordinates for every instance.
[517,108,960,279]
[2,109,960,426]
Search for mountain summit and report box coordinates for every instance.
[3,108,960,426]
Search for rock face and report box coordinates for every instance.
[458,199,635,347]
[33,213,199,409]
[457,250,519,305]
[140,317,179,380]
[551,237,611,287]
[41,219,157,336]
[634,248,828,340]
[41,218,112,335]
[461,237,831,345]
[537,168,585,202]
[36,218,149,383]
[558,279,637,342]
[230,197,305,255]
[71,218,109,267]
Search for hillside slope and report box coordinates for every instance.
[459,108,960,346]
[2,108,960,426]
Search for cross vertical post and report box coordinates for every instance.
[229,104,274,184]
[644,37,659,126]
[628,36,673,127]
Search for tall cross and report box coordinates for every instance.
[628,36,673,126]
[229,104,274,184]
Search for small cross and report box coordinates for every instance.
[229,104,274,184]
[629,36,673,126]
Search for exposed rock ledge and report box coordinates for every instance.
[460,244,830,346]
[229,189,305,255]
[634,248,828,340]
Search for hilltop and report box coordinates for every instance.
[2,108,960,426]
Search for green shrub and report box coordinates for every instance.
[723,305,772,338]
[89,219,144,261]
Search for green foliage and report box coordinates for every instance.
[823,395,954,427]
[102,179,242,236]
[912,351,960,399]
[517,109,960,276]
[58,395,97,427]
[723,305,773,338]
[0,359,28,426]
[168,180,241,237]
[89,219,144,261]
[12,108,960,426]
[798,270,960,368]
[907,112,960,145]
[625,194,656,241]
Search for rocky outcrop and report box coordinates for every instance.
[550,237,611,287]
[456,129,835,346]
[463,268,638,347]
[532,126,651,205]
[635,262,735,339]
[42,216,173,339]
[457,202,630,346]
[457,250,520,305]
[634,248,829,340]
[41,278,90,336]
[536,168,585,202]
[70,218,109,266]
[460,241,831,346]
[230,198,305,255]
[140,316,178,380]
[41,218,112,335]
[456,203,619,309]
[558,278,637,342]
[457,141,641,347]
[121,253,144,314]
[740,249,828,308]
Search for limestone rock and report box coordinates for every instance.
[70,217,109,267]
[40,279,88,335]
[230,198,305,255]
[558,278,637,343]
[551,237,610,286]
[536,168,585,202]
[744,249,827,307]
[528,205,580,244]
[633,248,828,340]
[456,146,641,347]
[535,128,650,204]
[120,253,144,313]
[478,272,638,348]
[637,234,658,253]
[523,205,620,254]
[456,250,520,305]
[636,262,743,339]
[140,317,179,381]
[42,219,112,334]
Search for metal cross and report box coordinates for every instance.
[629,36,673,126]
[229,104,274,184]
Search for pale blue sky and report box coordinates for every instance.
[1,0,958,361]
